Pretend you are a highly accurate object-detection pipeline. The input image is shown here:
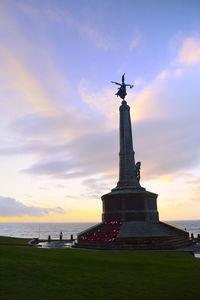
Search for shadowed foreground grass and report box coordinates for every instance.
[0,247,200,300]
[0,236,30,246]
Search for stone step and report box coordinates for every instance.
[76,221,191,250]
[76,236,193,250]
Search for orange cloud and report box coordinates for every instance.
[0,48,59,115]
[178,36,200,65]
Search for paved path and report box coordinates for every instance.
[38,241,74,248]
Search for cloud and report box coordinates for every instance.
[67,131,118,173]
[134,117,200,180]
[0,48,59,116]
[65,195,77,199]
[82,176,115,197]
[20,110,200,183]
[129,28,143,51]
[0,139,61,157]
[10,107,105,139]
[178,36,200,65]
[156,69,169,81]
[0,196,64,217]
[78,74,170,126]
[79,25,110,51]
[22,159,86,178]
[21,45,200,184]
[46,8,110,50]
[78,78,123,127]
[1,22,199,197]
[19,3,110,51]
[75,36,200,182]
[22,129,118,178]
[184,175,200,202]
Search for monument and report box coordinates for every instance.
[75,74,191,250]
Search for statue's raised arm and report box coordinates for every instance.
[111,73,134,100]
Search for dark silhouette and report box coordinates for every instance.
[136,161,141,183]
[111,73,134,100]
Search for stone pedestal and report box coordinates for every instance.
[101,189,159,222]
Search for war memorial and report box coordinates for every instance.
[75,75,192,250]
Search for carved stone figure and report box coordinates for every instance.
[136,161,141,183]
[111,73,134,100]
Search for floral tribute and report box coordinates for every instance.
[79,221,123,243]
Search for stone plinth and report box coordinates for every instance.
[101,189,159,222]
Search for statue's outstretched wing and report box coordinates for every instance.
[111,81,121,86]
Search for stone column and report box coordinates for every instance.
[113,100,141,190]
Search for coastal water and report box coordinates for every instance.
[0,220,199,240]
[0,222,97,239]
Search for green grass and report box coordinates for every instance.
[0,247,200,300]
[0,236,30,246]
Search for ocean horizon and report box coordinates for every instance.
[0,220,200,240]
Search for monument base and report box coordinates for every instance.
[74,221,192,250]
[101,189,159,222]
[75,188,191,250]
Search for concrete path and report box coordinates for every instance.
[37,241,75,248]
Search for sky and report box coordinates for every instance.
[0,0,200,222]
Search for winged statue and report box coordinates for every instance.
[111,73,134,100]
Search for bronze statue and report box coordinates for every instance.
[111,73,134,100]
[136,161,141,183]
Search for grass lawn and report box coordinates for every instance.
[0,247,200,300]
[0,236,31,246]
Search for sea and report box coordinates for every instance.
[0,220,200,240]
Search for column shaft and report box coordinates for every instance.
[115,100,140,189]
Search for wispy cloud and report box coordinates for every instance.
[79,25,110,51]
[129,28,143,51]
[78,78,122,127]
[0,196,64,217]
[184,175,200,202]
[21,130,118,178]
[178,36,200,65]
[134,116,200,180]
[19,2,110,51]
[10,109,103,140]
[0,47,59,116]
[45,8,110,50]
